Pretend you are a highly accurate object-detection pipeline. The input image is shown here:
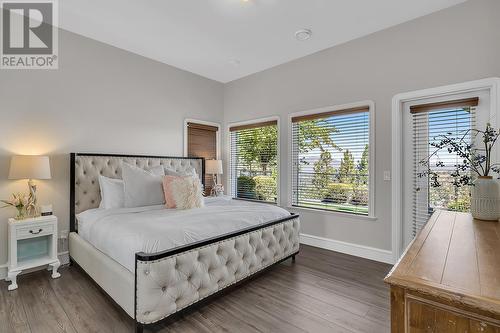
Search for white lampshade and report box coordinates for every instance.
[206,159,223,175]
[8,155,51,180]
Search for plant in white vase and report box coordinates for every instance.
[1,193,32,220]
[418,123,500,220]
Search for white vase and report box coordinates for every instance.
[470,176,500,221]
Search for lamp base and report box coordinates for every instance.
[27,179,40,217]
[209,175,224,197]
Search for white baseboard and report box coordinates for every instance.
[300,233,395,264]
[0,251,70,280]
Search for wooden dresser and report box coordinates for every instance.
[385,210,500,332]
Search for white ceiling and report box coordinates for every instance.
[60,0,466,83]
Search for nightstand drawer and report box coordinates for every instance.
[16,223,54,239]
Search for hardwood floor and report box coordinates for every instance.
[0,245,391,333]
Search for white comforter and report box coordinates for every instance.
[76,197,290,272]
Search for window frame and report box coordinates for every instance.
[287,101,376,218]
[184,118,221,195]
[226,116,281,204]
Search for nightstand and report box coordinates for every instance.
[6,215,61,291]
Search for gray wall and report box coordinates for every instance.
[0,29,224,276]
[223,0,500,252]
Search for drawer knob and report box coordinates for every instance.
[29,229,43,235]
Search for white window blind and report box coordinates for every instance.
[291,107,370,214]
[411,97,477,235]
[229,120,278,203]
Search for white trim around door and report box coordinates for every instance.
[391,77,500,263]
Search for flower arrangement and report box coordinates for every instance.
[1,193,32,220]
[418,123,500,186]
[418,123,500,220]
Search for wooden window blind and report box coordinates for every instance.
[229,120,278,132]
[187,122,218,194]
[291,106,369,123]
[409,97,479,114]
[187,122,219,132]
[229,121,278,203]
[291,107,370,214]
[411,99,477,236]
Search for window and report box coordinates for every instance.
[229,120,278,203]
[186,121,219,194]
[291,106,371,215]
[410,97,477,236]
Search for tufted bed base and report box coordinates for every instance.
[134,214,299,332]
[69,216,300,333]
[69,153,300,332]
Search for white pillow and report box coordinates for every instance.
[164,167,198,178]
[98,175,125,209]
[171,176,205,210]
[147,165,166,175]
[122,163,165,208]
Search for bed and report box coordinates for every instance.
[68,153,300,333]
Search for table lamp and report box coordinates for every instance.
[8,155,51,217]
[205,159,223,196]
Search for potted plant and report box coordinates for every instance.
[418,123,500,220]
[1,192,32,220]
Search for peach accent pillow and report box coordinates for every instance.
[163,175,181,208]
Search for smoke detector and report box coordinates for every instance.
[295,29,312,41]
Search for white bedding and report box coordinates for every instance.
[76,197,290,272]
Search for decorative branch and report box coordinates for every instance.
[418,123,500,188]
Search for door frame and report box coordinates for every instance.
[183,118,221,159]
[391,77,500,263]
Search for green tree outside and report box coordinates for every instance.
[236,126,278,176]
[338,149,355,183]
[312,149,335,199]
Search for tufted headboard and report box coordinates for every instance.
[70,153,205,232]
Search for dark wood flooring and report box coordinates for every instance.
[0,245,392,333]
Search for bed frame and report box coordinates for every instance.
[69,153,300,333]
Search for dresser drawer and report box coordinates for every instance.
[16,223,54,239]
[407,298,500,333]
